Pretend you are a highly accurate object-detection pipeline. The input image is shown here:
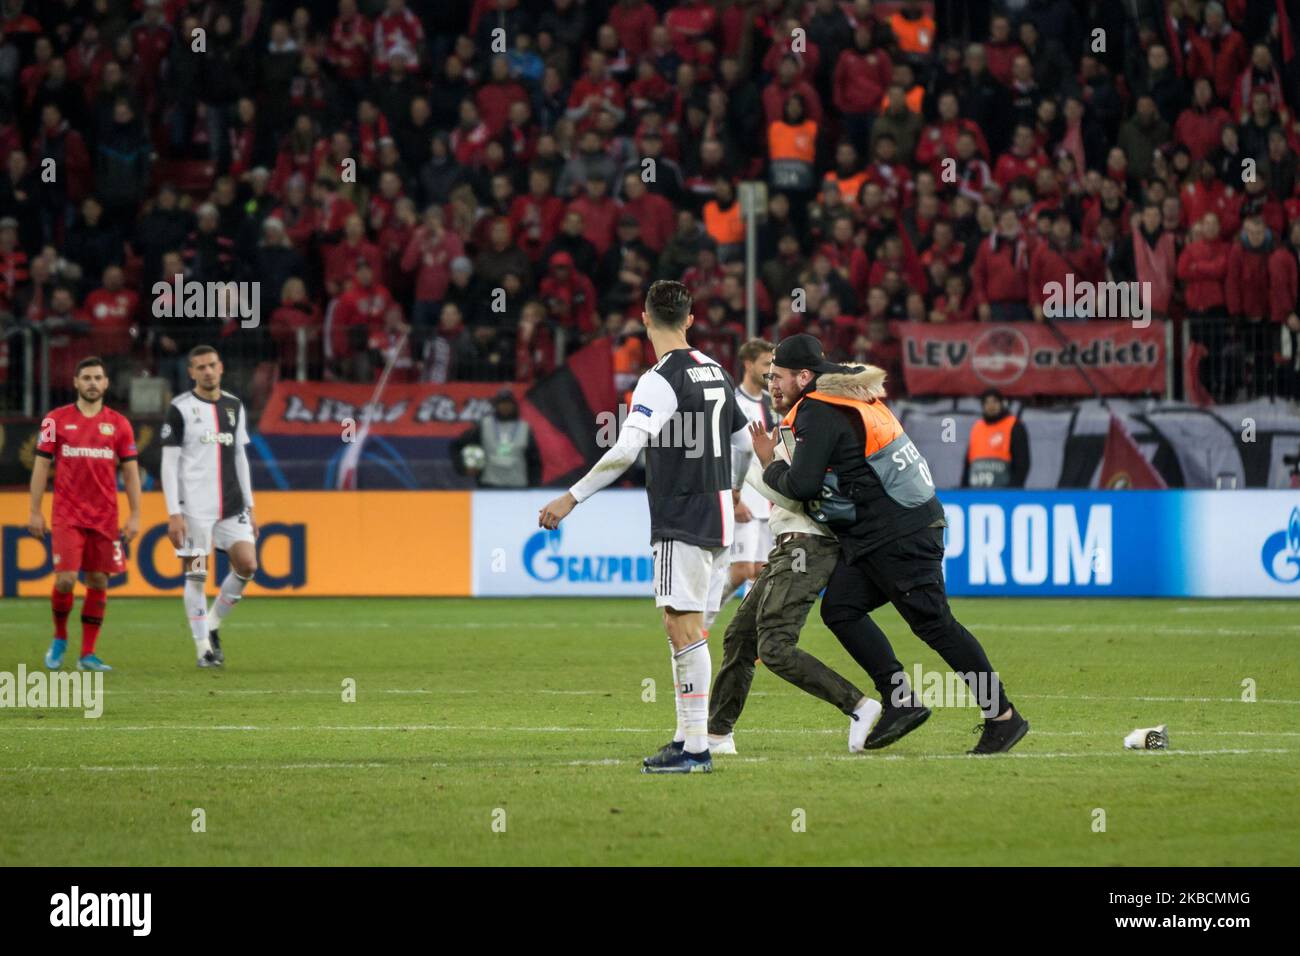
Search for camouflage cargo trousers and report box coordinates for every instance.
[708,532,866,736]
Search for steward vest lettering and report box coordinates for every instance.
[785,390,935,511]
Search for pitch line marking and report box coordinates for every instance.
[717,749,1294,764]
[1017,693,1300,705]
[964,623,1300,634]
[6,619,1300,635]
[5,724,1300,743]
[97,688,439,696]
[0,762,450,774]
[0,751,1287,775]
[71,688,1300,706]
[570,748,1293,765]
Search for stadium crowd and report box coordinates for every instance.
[2,0,1300,407]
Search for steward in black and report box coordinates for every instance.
[756,334,1029,755]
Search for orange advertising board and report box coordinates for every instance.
[1,492,471,597]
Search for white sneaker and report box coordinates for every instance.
[707,732,737,755]
[848,698,883,753]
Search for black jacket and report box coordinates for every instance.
[763,367,944,562]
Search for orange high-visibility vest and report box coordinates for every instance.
[783,390,903,454]
[967,416,1015,463]
[614,336,642,375]
[704,200,744,246]
[824,170,868,205]
[781,386,938,522]
[966,415,1016,487]
[889,12,935,55]
[904,84,924,114]
[882,85,926,115]
[768,120,817,163]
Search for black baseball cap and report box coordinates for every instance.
[773,333,843,375]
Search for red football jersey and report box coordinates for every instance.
[35,404,137,538]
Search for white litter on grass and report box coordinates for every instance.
[1125,724,1169,750]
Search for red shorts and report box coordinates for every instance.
[51,525,125,574]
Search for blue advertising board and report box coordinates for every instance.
[472,489,1300,598]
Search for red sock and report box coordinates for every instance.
[52,587,74,639]
[80,588,107,658]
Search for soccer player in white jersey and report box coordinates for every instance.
[160,346,258,667]
[539,281,752,773]
[705,338,777,629]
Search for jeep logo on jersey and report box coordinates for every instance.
[201,430,234,446]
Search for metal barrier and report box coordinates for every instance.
[1,323,49,417]
[1182,315,1300,405]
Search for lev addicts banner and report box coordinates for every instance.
[889,321,1166,397]
[258,382,521,438]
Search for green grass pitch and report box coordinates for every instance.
[1,596,1297,866]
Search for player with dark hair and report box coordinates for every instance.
[29,356,141,672]
[539,280,752,773]
[161,345,259,668]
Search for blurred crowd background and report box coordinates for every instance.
[2,0,1300,419]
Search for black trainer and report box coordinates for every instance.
[642,740,684,767]
[209,629,223,664]
[863,699,932,750]
[968,708,1029,754]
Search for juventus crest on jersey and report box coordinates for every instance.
[625,348,748,548]
[161,390,251,520]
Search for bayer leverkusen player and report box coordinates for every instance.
[29,356,142,672]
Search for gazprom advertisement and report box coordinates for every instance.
[471,489,1300,598]
[473,490,654,597]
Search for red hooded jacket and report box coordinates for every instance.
[1225,234,1274,319]
[1176,237,1229,312]
[971,232,1032,305]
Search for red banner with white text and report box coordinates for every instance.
[258,382,521,437]
[888,321,1166,397]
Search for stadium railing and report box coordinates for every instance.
[1182,316,1300,405]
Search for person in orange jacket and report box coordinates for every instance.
[962,388,1030,488]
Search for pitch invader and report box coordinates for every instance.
[539,280,751,774]
[30,356,142,672]
[161,345,259,667]
[707,338,777,627]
